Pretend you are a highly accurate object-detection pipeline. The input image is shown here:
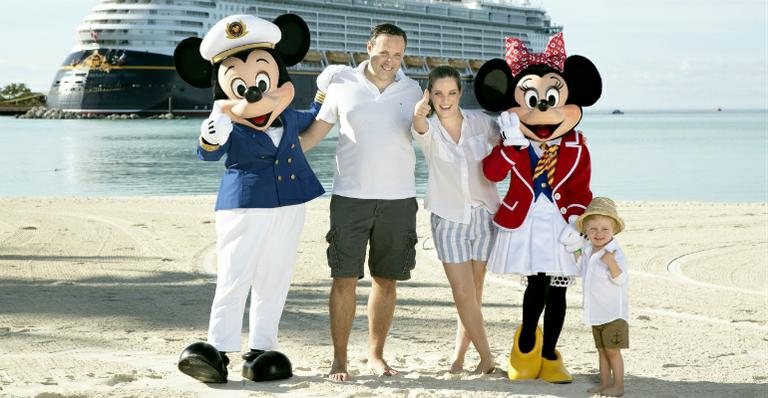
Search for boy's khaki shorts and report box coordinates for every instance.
[592,319,629,349]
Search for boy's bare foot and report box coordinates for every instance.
[449,360,464,374]
[328,359,350,382]
[368,357,398,377]
[600,386,624,397]
[587,385,606,394]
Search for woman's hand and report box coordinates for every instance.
[412,89,431,134]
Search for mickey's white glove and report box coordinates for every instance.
[497,111,528,148]
[316,64,348,93]
[200,101,233,146]
[559,223,588,253]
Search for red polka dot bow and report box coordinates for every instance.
[505,32,566,77]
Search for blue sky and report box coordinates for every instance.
[0,0,765,111]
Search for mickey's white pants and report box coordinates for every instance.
[207,204,305,352]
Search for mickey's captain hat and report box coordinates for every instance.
[200,15,281,63]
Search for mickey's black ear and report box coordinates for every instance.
[563,55,602,107]
[274,14,310,67]
[474,58,516,112]
[174,37,212,88]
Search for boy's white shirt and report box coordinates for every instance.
[578,238,630,326]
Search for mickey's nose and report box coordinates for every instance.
[245,86,262,103]
[537,99,550,112]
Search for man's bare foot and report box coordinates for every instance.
[587,385,606,394]
[472,359,496,375]
[368,357,398,377]
[328,359,350,382]
[600,386,624,397]
[449,360,464,374]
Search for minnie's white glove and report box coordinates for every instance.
[497,111,528,148]
[200,101,233,146]
[559,223,588,253]
[316,64,348,93]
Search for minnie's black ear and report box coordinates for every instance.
[273,14,310,67]
[174,37,212,88]
[474,58,516,112]
[563,55,602,107]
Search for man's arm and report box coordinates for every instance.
[299,64,347,152]
[300,119,334,152]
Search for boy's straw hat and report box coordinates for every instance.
[576,197,625,234]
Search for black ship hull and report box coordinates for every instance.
[47,49,480,115]
[47,49,211,115]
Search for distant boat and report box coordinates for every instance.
[611,109,624,115]
[717,107,723,112]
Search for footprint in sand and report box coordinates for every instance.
[288,381,311,389]
[105,373,138,386]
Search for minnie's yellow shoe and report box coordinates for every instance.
[507,325,543,380]
[538,349,572,384]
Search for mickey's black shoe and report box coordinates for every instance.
[241,349,292,382]
[177,342,229,383]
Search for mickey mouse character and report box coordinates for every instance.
[173,14,329,383]
[474,32,602,383]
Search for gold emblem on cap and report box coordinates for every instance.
[225,21,248,39]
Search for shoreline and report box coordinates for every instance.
[0,197,766,397]
[1,194,767,204]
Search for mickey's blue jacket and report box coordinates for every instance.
[197,106,325,210]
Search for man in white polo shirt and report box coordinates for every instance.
[301,23,422,381]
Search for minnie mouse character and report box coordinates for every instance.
[474,32,602,383]
[173,14,330,383]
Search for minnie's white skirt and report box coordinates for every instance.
[487,197,579,277]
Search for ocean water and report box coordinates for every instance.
[1,110,766,202]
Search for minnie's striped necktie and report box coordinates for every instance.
[532,142,559,186]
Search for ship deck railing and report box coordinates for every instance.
[292,50,480,78]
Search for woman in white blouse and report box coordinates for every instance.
[412,66,500,374]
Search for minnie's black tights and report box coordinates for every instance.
[518,273,567,361]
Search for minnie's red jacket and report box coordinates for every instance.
[482,130,593,230]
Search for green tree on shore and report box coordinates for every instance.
[1,83,32,100]
[0,83,45,106]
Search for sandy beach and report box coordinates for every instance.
[0,197,765,398]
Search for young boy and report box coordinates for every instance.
[575,197,628,397]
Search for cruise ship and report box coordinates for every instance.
[47,0,560,114]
